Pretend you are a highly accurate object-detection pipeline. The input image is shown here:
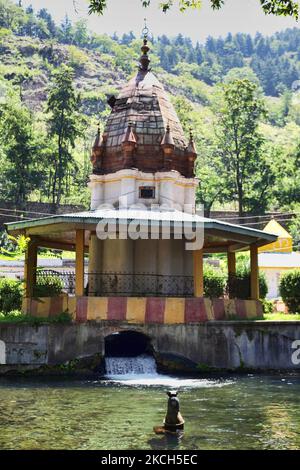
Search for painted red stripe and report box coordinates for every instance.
[31,299,38,316]
[256,300,263,317]
[49,296,63,317]
[184,298,207,323]
[76,297,88,323]
[145,298,165,323]
[107,297,127,321]
[212,299,225,320]
[235,299,247,318]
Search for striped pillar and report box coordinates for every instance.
[193,249,204,297]
[75,229,85,296]
[227,251,236,299]
[250,244,259,300]
[24,239,37,297]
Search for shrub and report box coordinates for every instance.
[34,275,63,297]
[0,311,72,324]
[261,299,274,315]
[203,265,226,298]
[279,270,300,313]
[228,269,268,300]
[68,45,88,71]
[0,278,23,315]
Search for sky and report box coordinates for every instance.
[21,0,299,43]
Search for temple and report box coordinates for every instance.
[6,35,277,322]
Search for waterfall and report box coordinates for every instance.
[105,354,157,377]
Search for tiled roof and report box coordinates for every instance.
[92,69,192,176]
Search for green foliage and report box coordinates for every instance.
[0,310,73,324]
[279,269,300,313]
[261,298,274,314]
[0,278,23,314]
[68,45,89,71]
[228,269,268,300]
[203,265,226,298]
[213,79,274,216]
[0,96,47,206]
[87,0,299,19]
[46,65,84,206]
[0,234,29,257]
[289,212,300,251]
[34,275,63,298]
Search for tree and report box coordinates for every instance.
[73,19,89,46]
[213,79,269,216]
[46,66,83,206]
[59,15,74,44]
[87,0,299,18]
[37,8,57,37]
[0,98,45,207]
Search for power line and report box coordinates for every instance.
[0,207,56,216]
[0,213,34,220]
[220,211,299,220]
[232,218,295,227]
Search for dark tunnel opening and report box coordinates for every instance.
[105,331,153,357]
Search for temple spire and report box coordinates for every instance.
[187,129,197,155]
[91,123,105,173]
[139,18,150,71]
[186,129,197,178]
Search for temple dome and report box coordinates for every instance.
[91,40,196,178]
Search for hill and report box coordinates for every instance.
[0,0,300,223]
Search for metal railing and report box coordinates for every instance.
[36,269,76,294]
[35,270,194,297]
[88,272,194,297]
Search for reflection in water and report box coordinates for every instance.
[0,374,299,450]
[260,404,300,450]
[148,430,184,450]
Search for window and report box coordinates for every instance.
[139,186,155,199]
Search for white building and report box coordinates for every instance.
[258,219,300,299]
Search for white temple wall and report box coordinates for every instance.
[89,238,191,276]
[88,169,198,212]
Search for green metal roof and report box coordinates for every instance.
[5,209,278,244]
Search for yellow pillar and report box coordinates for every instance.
[193,249,204,297]
[24,239,37,297]
[227,251,236,299]
[250,244,259,300]
[75,229,85,296]
[227,251,236,276]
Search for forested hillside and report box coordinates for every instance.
[0,0,300,223]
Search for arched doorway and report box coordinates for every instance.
[105,331,153,357]
[104,331,156,376]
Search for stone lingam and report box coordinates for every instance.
[153,391,185,435]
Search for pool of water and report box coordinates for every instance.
[0,373,299,450]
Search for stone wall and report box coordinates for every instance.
[0,321,299,372]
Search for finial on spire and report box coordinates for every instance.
[122,121,137,146]
[187,129,197,155]
[93,123,101,149]
[142,18,149,41]
[161,123,175,148]
[139,18,151,72]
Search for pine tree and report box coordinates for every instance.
[0,98,45,207]
[46,66,83,206]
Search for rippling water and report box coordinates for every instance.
[0,373,299,450]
